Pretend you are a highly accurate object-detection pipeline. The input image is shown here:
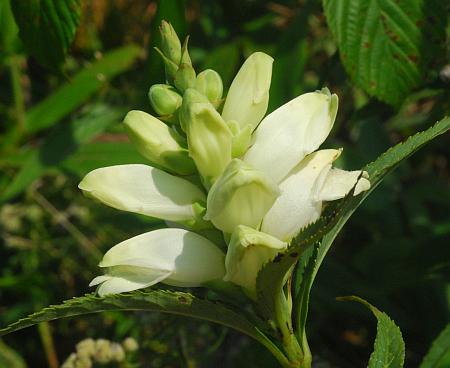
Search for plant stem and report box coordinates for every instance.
[37,322,59,368]
[9,55,26,138]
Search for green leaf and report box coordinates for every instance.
[0,0,19,59]
[323,0,447,106]
[0,340,26,368]
[25,45,141,134]
[11,0,81,68]
[0,290,287,365]
[420,323,450,368]
[256,116,450,333]
[0,105,124,201]
[60,141,148,177]
[338,296,405,368]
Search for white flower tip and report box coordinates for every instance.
[354,176,371,196]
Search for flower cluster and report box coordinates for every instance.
[80,21,370,298]
[61,337,138,368]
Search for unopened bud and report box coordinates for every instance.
[180,89,232,187]
[205,159,279,233]
[148,84,182,116]
[224,225,287,297]
[174,63,196,92]
[110,343,125,362]
[122,337,139,352]
[124,110,196,175]
[159,20,181,65]
[180,36,192,66]
[195,69,223,107]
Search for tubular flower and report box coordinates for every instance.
[81,25,370,297]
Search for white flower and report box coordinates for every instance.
[89,228,225,296]
[81,49,370,297]
[78,164,205,224]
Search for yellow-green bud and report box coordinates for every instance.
[180,36,192,66]
[205,159,280,233]
[195,69,223,107]
[124,110,196,175]
[159,20,181,65]
[122,337,139,352]
[224,225,287,297]
[180,89,232,187]
[148,84,182,116]
[227,120,252,158]
[174,63,196,92]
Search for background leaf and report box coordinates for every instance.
[323,0,447,106]
[11,0,81,68]
[24,45,141,134]
[420,323,450,368]
[338,296,405,368]
[0,105,124,202]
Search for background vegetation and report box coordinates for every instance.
[0,0,449,367]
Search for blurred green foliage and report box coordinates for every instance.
[0,0,448,367]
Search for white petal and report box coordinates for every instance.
[79,164,205,222]
[97,272,170,297]
[316,169,371,200]
[262,149,340,241]
[99,228,225,287]
[222,52,273,131]
[244,89,338,183]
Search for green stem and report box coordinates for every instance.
[37,322,59,368]
[9,55,26,138]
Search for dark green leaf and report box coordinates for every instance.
[1,105,124,201]
[420,323,450,368]
[323,0,446,106]
[12,0,81,67]
[338,296,405,368]
[25,45,141,134]
[0,0,19,59]
[0,290,286,364]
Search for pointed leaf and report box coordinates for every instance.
[338,296,405,368]
[420,323,450,368]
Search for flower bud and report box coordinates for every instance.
[205,159,280,233]
[222,52,273,131]
[180,88,232,187]
[174,63,196,92]
[224,225,287,297]
[159,20,181,65]
[124,110,195,175]
[148,84,182,116]
[122,337,139,352]
[180,36,192,66]
[154,47,178,81]
[195,69,223,107]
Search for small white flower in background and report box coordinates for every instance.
[80,23,370,298]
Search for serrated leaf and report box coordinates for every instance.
[1,105,124,202]
[323,0,446,106]
[338,296,405,368]
[25,45,141,134]
[12,0,81,68]
[0,290,286,363]
[420,323,450,368]
[256,116,450,332]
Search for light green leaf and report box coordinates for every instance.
[0,340,26,368]
[420,323,450,368]
[256,116,450,333]
[11,0,81,68]
[323,0,446,106]
[0,290,287,365]
[338,296,405,368]
[25,45,141,134]
[1,105,123,201]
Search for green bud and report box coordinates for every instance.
[159,20,181,65]
[124,110,196,175]
[154,47,178,81]
[148,84,182,116]
[174,63,196,92]
[180,89,232,187]
[195,69,223,107]
[227,120,252,158]
[180,36,192,66]
[224,225,287,297]
[205,159,280,233]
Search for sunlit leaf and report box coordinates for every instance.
[420,323,450,368]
